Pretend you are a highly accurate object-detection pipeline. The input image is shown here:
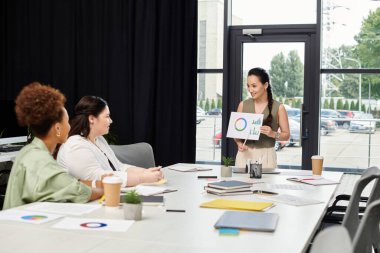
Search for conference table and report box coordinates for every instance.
[0,164,343,253]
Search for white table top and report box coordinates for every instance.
[0,151,18,163]
[0,164,343,253]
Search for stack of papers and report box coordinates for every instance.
[258,194,324,206]
[26,202,101,216]
[205,180,253,196]
[200,199,273,211]
[287,176,339,186]
[0,209,63,224]
[168,165,212,172]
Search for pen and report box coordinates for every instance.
[98,195,105,204]
[198,176,217,179]
[166,209,186,212]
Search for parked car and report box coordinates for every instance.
[320,119,337,135]
[197,106,206,116]
[336,110,354,129]
[321,109,351,128]
[349,113,376,133]
[336,110,354,119]
[207,108,222,115]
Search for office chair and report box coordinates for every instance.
[310,226,352,253]
[342,167,380,240]
[323,168,379,226]
[110,142,156,168]
[352,199,380,253]
[0,168,11,210]
[311,199,380,253]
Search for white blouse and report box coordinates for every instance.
[57,135,132,187]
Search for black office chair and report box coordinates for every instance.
[0,167,11,210]
[322,171,375,226]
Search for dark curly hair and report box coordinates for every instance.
[247,67,273,126]
[15,82,66,138]
[69,96,108,138]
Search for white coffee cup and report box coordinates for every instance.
[102,176,122,207]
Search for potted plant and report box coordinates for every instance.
[221,156,234,177]
[122,190,142,220]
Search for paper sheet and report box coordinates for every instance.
[52,217,134,232]
[122,185,176,196]
[168,165,212,172]
[258,194,323,206]
[0,209,63,224]
[26,202,101,216]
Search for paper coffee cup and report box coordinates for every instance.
[311,155,324,176]
[102,176,122,207]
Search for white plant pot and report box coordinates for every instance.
[123,203,142,220]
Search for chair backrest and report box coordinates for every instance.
[110,142,155,168]
[352,199,380,253]
[0,168,11,210]
[342,166,380,239]
[310,226,352,253]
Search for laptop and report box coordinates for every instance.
[214,210,279,232]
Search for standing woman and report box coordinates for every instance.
[234,68,290,170]
[57,96,163,187]
[4,83,103,209]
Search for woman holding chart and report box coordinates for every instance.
[234,67,290,170]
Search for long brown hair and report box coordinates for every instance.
[69,96,108,138]
[247,67,273,126]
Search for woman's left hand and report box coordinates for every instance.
[260,126,275,138]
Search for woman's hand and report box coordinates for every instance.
[260,125,275,138]
[141,169,164,183]
[237,142,248,152]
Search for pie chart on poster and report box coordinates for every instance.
[21,215,48,220]
[80,222,108,228]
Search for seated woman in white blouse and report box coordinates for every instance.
[57,96,163,187]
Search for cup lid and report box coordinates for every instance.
[102,176,122,184]
[311,155,324,159]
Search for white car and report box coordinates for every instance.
[349,113,376,133]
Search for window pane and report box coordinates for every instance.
[320,74,380,169]
[198,0,224,69]
[196,73,223,162]
[232,0,316,25]
[322,0,380,69]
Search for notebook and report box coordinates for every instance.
[200,199,273,211]
[207,180,252,190]
[204,187,253,196]
[168,165,212,172]
[214,211,279,232]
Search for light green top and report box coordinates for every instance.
[3,137,91,209]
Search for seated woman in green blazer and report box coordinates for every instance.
[3,82,104,209]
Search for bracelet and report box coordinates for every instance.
[91,180,97,188]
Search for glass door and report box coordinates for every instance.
[223,26,320,170]
[242,42,305,167]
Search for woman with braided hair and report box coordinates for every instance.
[234,67,290,170]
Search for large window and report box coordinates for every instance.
[232,0,316,25]
[197,0,224,162]
[321,0,380,170]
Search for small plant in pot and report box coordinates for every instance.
[221,156,234,177]
[123,190,142,220]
